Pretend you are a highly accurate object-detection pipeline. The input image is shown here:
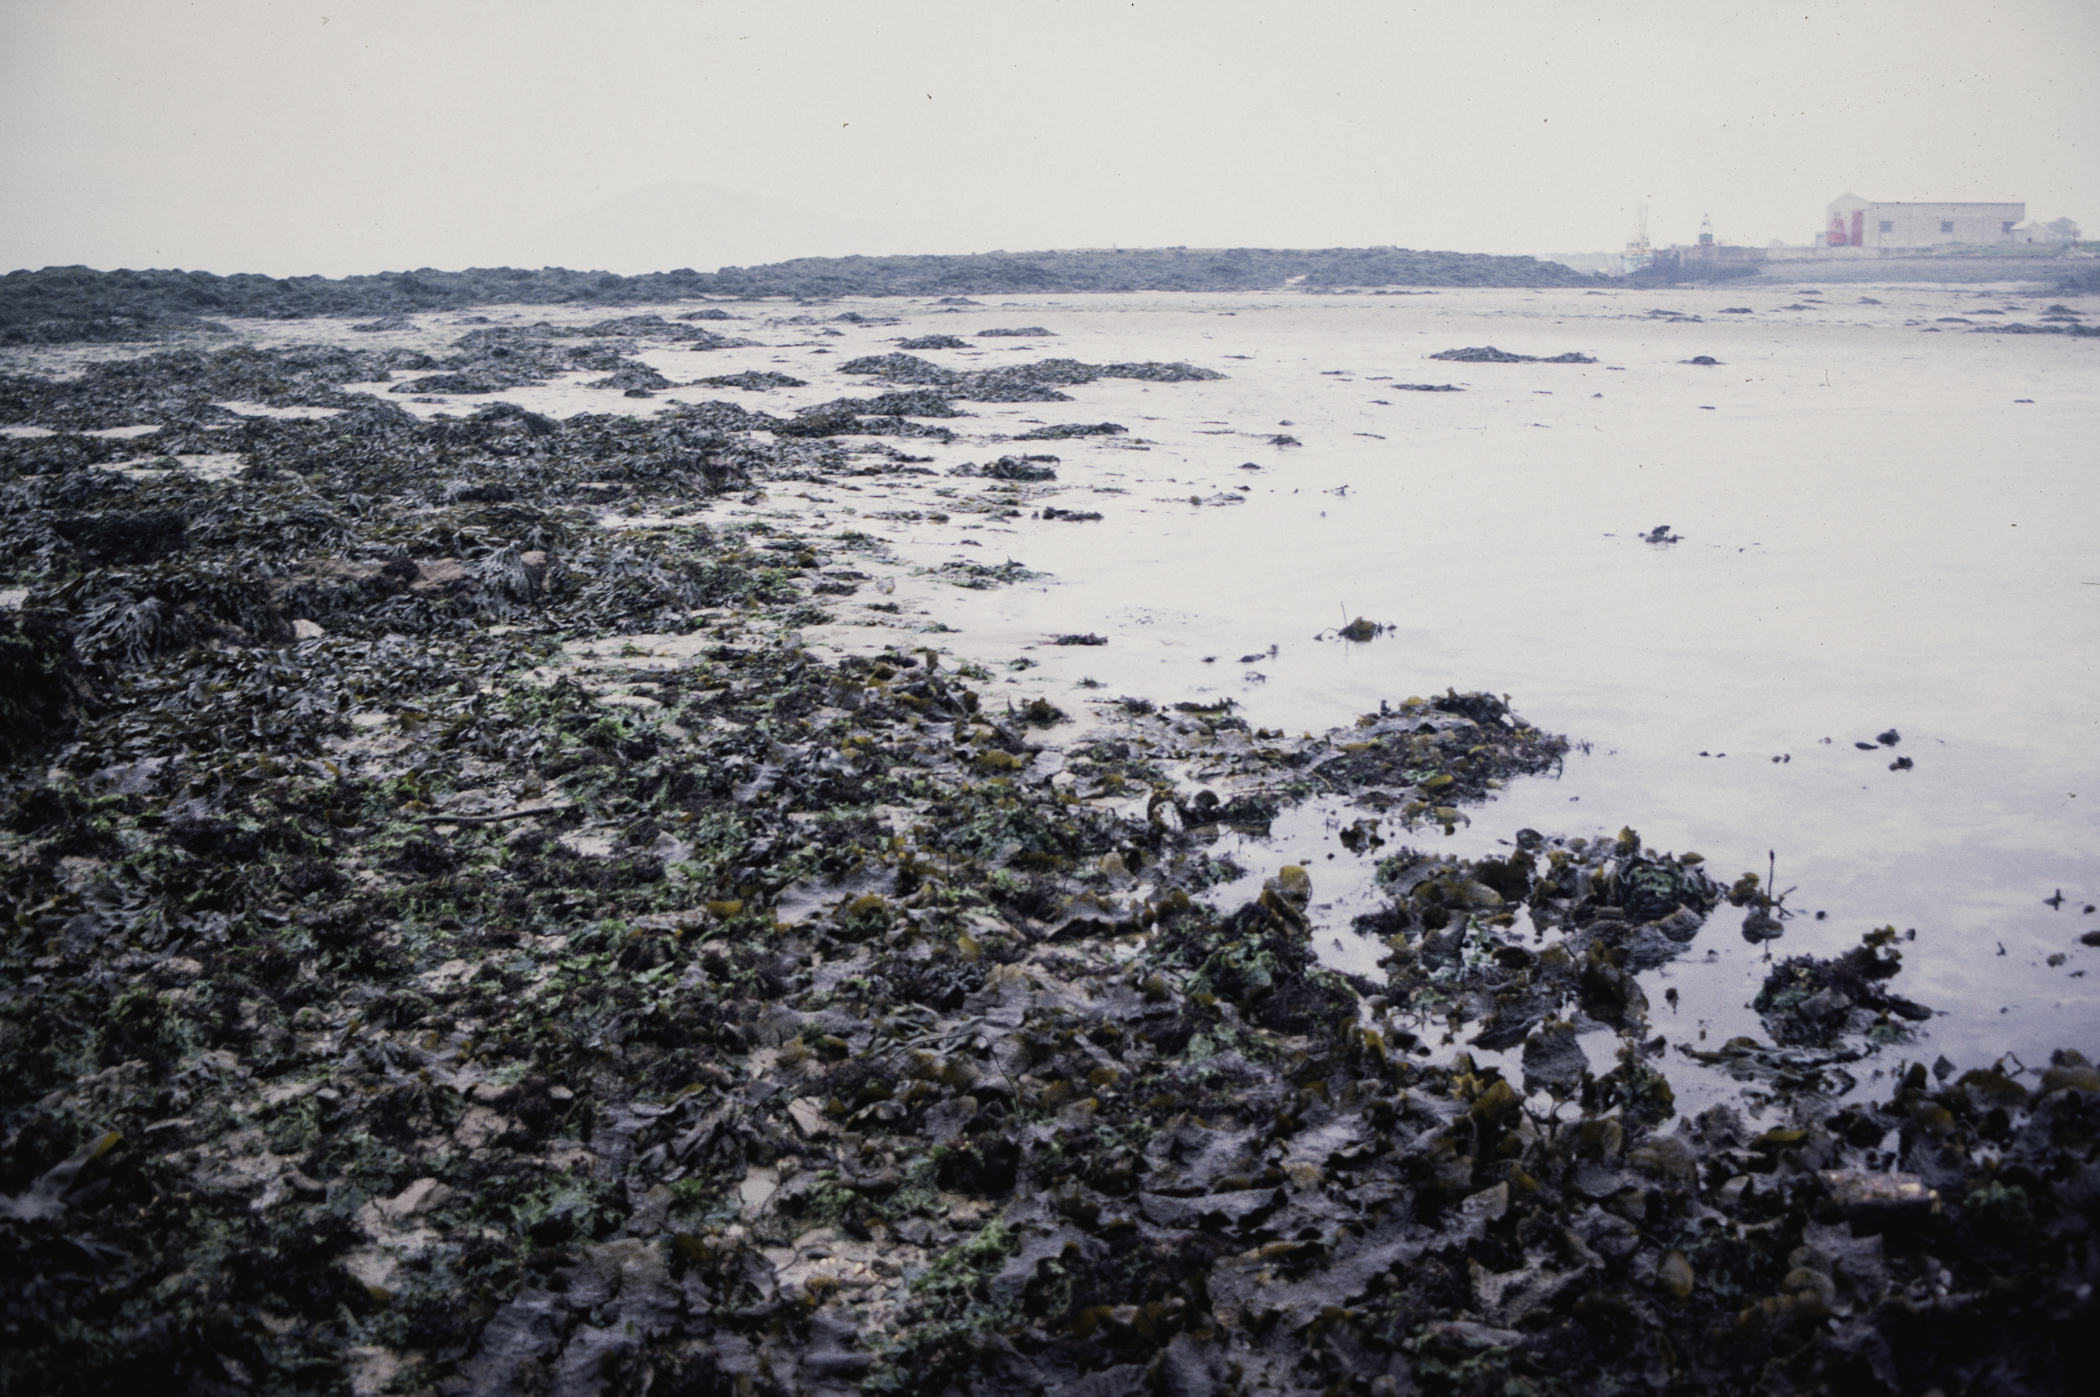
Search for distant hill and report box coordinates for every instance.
[1,247,1597,344]
[698,246,1599,297]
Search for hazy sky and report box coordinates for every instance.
[3,0,2093,276]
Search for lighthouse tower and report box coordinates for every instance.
[1698,213,1714,248]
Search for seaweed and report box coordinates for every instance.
[1427,346,1597,364]
[0,322,2083,1397]
[0,610,92,760]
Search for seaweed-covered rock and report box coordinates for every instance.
[1428,346,1597,364]
[693,370,806,390]
[1755,926,1934,1047]
[587,362,674,393]
[841,354,1223,401]
[801,389,964,418]
[1012,421,1126,439]
[838,352,960,384]
[951,455,1058,482]
[0,252,1598,347]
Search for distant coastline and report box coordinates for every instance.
[0,247,1599,345]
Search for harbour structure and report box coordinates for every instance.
[1824,193,2025,249]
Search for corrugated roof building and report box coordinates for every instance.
[1825,193,2024,248]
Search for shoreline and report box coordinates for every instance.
[1,296,2095,1393]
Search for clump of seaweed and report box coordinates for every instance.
[1754,926,1934,1047]
[950,455,1058,482]
[1428,345,1597,364]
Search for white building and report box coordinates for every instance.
[2010,218,2081,246]
[1824,193,2024,249]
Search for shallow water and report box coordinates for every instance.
[803,285,2100,1076]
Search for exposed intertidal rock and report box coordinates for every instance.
[693,371,808,391]
[1011,423,1126,441]
[0,252,1598,346]
[587,364,674,395]
[2,330,2091,1396]
[837,354,1225,405]
[1427,346,1598,364]
[951,455,1059,483]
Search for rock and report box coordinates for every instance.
[788,1098,835,1138]
[1521,1022,1587,1094]
[1266,865,1312,907]
[1657,1248,1695,1298]
[1819,1169,1937,1221]
[1741,907,1784,944]
[376,1176,453,1222]
[2041,1051,2100,1093]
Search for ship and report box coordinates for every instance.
[1620,204,1653,274]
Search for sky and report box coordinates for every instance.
[2,0,2093,276]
